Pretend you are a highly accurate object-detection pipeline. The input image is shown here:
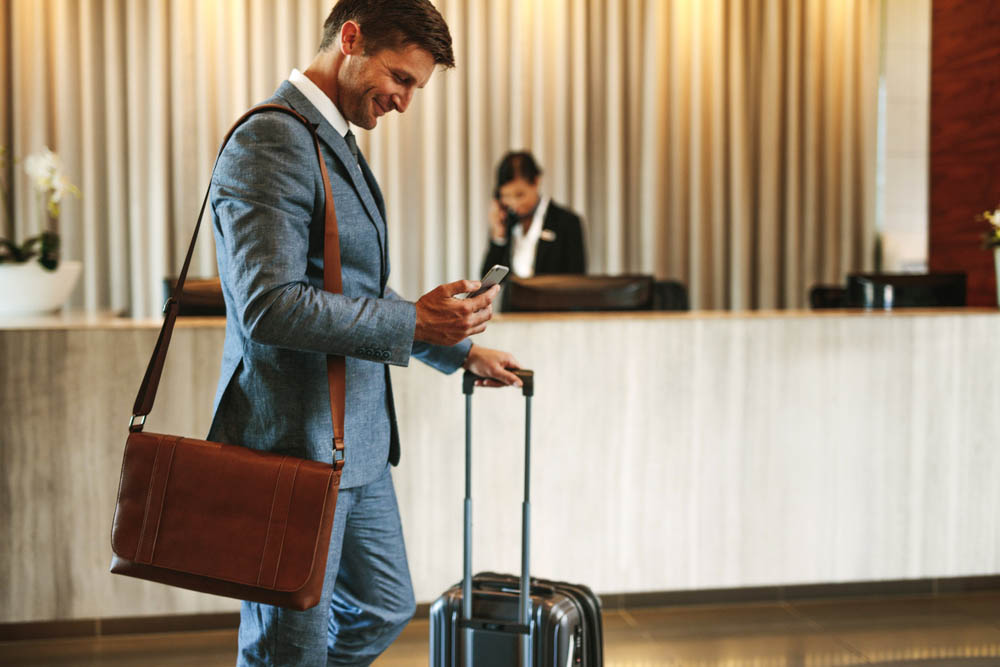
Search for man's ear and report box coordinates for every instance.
[339,20,362,56]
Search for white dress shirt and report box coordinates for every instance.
[507,195,550,278]
[288,69,350,138]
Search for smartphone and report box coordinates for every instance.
[456,264,509,299]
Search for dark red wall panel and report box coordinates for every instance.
[930,0,1000,306]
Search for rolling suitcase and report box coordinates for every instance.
[429,370,604,667]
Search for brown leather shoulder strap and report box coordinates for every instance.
[130,104,346,471]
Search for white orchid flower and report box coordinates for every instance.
[24,148,80,220]
[984,207,1000,227]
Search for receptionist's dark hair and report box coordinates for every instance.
[495,151,543,195]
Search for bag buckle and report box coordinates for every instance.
[333,437,345,471]
[129,414,146,433]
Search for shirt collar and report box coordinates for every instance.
[288,68,350,137]
[528,195,550,236]
[512,195,550,241]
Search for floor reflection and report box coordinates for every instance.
[1,591,998,666]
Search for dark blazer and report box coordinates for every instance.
[480,201,587,278]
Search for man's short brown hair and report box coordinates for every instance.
[320,0,455,68]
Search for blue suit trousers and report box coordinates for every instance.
[237,464,416,666]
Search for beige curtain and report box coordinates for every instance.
[2,0,879,316]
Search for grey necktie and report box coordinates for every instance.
[344,129,359,164]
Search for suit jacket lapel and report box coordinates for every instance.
[274,82,388,242]
[358,152,388,292]
[358,155,386,221]
[534,207,555,274]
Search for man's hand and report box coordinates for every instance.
[462,344,522,387]
[414,280,500,346]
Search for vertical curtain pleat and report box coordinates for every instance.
[548,0,569,210]
[802,0,822,289]
[420,51,444,288]
[636,0,664,275]
[78,0,101,310]
[725,0,747,309]
[507,0,523,148]
[0,0,9,242]
[689,0,707,304]
[782,0,802,306]
[51,0,78,267]
[102,0,126,311]
[461,0,487,277]
[567,0,587,223]
[759,0,782,309]
[247,0,271,103]
[440,0,467,281]
[603,0,623,274]
[623,0,641,272]
[585,0,605,274]
[4,0,878,316]
[11,0,44,242]
[668,0,691,288]
[859,0,879,273]
[707,0,727,306]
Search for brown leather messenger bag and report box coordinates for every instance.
[110,105,346,611]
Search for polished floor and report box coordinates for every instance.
[2,591,999,666]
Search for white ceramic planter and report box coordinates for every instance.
[0,260,82,316]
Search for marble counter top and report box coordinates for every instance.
[2,308,999,622]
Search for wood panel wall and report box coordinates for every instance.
[930,0,1000,306]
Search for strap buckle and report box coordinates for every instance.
[162,297,178,314]
[129,414,147,433]
[333,437,345,471]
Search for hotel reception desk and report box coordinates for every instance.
[2,309,999,624]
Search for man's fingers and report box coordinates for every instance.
[474,368,520,387]
[463,304,493,329]
[467,284,500,311]
[443,279,480,297]
[491,365,523,386]
[502,356,521,371]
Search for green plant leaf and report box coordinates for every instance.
[38,232,60,270]
[0,233,62,265]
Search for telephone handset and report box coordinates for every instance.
[493,188,519,232]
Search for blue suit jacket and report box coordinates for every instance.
[207,81,471,488]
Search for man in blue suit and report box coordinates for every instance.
[208,1,520,663]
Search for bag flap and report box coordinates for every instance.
[112,432,337,593]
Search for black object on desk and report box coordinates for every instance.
[504,274,689,312]
[809,285,848,309]
[844,272,966,309]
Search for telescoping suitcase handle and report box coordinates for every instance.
[460,369,535,658]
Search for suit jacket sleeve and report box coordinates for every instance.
[210,112,417,366]
[383,286,471,373]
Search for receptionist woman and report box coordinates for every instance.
[480,151,586,279]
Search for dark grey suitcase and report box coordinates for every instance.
[429,370,603,667]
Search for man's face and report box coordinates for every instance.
[338,39,436,130]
